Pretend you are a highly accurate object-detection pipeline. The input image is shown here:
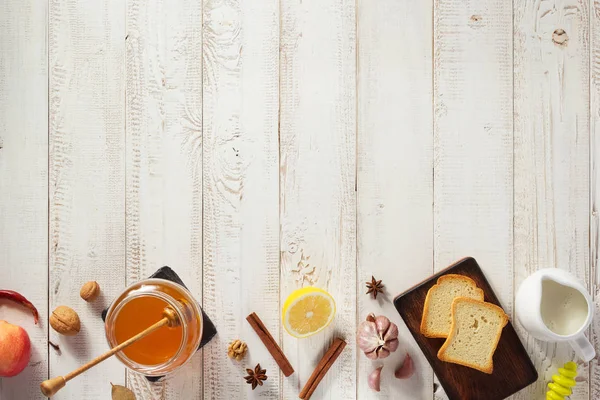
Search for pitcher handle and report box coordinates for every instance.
[569,334,596,362]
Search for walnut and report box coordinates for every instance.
[227,339,248,361]
[80,281,100,302]
[50,305,81,336]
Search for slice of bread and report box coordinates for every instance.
[437,297,508,374]
[420,274,484,338]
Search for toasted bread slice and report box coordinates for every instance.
[420,274,484,338]
[437,297,508,374]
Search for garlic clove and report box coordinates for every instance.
[368,366,383,392]
[375,315,391,335]
[395,352,415,379]
[358,319,378,337]
[376,347,391,359]
[382,319,399,341]
[358,341,380,353]
[366,313,376,323]
[357,320,380,354]
[386,338,400,353]
[365,350,379,360]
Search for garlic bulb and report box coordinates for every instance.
[357,313,399,359]
[368,366,383,392]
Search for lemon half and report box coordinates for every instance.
[282,287,336,338]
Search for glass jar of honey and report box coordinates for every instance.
[104,279,203,376]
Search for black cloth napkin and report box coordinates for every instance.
[102,266,217,381]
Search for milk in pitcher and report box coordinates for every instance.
[540,279,589,336]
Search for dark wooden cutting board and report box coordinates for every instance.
[393,257,538,400]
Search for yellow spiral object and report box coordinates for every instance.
[546,362,577,400]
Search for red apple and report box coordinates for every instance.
[0,320,31,377]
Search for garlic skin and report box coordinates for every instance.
[357,313,399,359]
[368,366,383,392]
[395,352,414,379]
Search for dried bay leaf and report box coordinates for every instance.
[111,383,136,400]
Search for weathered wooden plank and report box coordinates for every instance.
[49,0,126,397]
[590,0,600,398]
[201,0,280,398]
[433,0,513,395]
[356,0,434,398]
[0,0,48,398]
[433,1,513,300]
[125,0,203,398]
[514,0,591,398]
[279,0,356,398]
[433,4,514,281]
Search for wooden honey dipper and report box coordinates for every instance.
[40,306,180,397]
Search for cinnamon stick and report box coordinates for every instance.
[246,312,294,377]
[299,337,346,400]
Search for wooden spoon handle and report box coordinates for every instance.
[40,316,170,397]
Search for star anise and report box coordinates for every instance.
[244,363,267,390]
[366,276,384,299]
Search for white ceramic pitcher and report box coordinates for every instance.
[515,269,596,362]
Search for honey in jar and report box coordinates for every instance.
[105,279,202,376]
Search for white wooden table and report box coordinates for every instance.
[1,0,598,398]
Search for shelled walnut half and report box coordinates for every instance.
[228,339,248,361]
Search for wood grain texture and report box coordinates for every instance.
[279,0,356,398]
[433,0,513,301]
[0,0,48,398]
[49,0,126,397]
[125,0,203,398]
[4,0,600,398]
[514,0,591,399]
[356,0,434,398]
[591,0,600,398]
[201,0,280,398]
